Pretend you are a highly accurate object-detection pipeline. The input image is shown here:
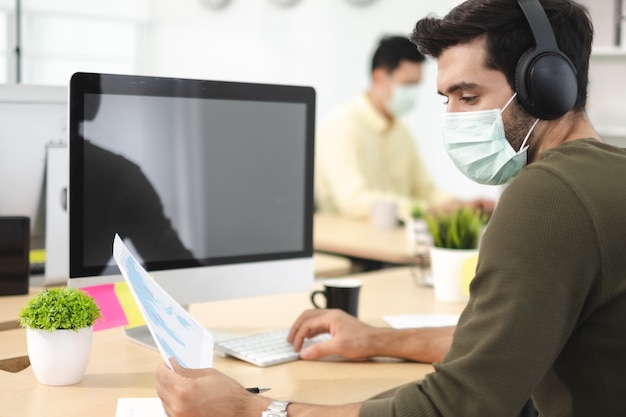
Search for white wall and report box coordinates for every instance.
[577,0,626,147]
[576,0,625,47]
[146,0,499,202]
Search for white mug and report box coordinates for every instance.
[370,200,398,230]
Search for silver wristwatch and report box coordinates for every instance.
[262,400,291,417]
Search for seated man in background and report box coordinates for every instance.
[314,35,491,222]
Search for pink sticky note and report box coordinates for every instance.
[81,283,129,331]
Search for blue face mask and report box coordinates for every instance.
[441,93,538,185]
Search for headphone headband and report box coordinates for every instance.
[517,0,558,49]
[515,0,577,120]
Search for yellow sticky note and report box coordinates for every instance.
[30,249,46,264]
[461,254,479,296]
[114,281,145,329]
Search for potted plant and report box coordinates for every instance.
[19,287,101,385]
[425,207,488,302]
[425,206,488,250]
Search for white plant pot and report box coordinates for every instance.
[26,326,94,386]
[429,247,479,302]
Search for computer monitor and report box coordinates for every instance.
[68,72,316,342]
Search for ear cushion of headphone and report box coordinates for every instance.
[515,47,578,120]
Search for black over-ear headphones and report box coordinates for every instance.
[515,0,578,120]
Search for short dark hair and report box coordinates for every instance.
[371,35,426,73]
[409,0,592,112]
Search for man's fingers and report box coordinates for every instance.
[300,339,336,360]
[169,357,183,371]
[290,316,333,351]
[288,310,324,340]
[288,310,329,348]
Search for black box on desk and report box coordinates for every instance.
[0,216,30,295]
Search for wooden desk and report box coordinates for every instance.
[313,252,352,277]
[314,214,421,265]
[0,268,465,416]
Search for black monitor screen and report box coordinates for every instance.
[69,72,315,279]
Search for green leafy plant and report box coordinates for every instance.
[411,204,425,219]
[425,207,488,249]
[19,288,101,332]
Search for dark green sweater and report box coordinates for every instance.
[361,139,626,417]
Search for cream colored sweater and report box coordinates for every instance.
[314,93,446,221]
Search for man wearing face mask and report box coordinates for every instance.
[314,35,454,221]
[155,1,626,416]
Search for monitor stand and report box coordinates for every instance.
[123,326,160,351]
[122,322,238,352]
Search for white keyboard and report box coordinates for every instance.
[215,328,331,367]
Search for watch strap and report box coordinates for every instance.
[261,400,291,417]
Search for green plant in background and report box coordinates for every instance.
[19,288,101,332]
[426,207,489,249]
[411,204,425,219]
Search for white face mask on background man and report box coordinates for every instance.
[385,83,419,116]
[441,93,539,185]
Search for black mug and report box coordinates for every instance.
[310,278,362,317]
[0,216,30,296]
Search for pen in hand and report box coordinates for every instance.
[246,387,271,394]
